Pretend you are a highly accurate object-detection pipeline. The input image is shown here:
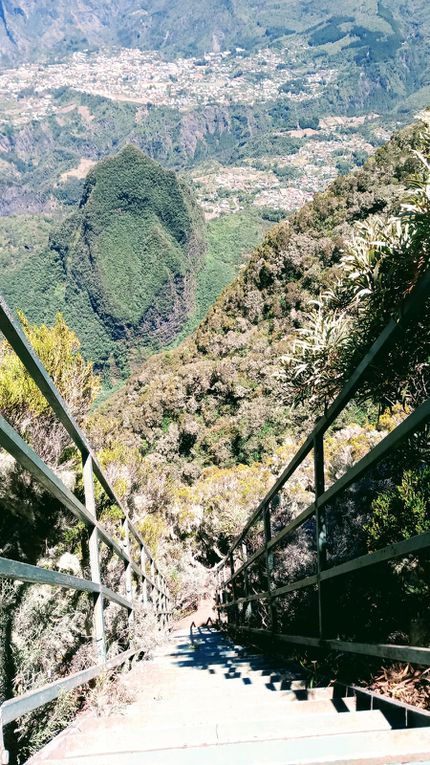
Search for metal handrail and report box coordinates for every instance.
[0,296,173,763]
[216,267,430,666]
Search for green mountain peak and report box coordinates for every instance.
[2,145,206,375]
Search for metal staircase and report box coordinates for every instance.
[28,626,430,764]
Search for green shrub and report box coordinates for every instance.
[365,467,430,550]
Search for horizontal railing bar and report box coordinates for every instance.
[224,503,317,589]
[224,438,314,564]
[233,626,430,665]
[0,418,172,603]
[234,591,270,605]
[0,297,161,576]
[219,267,430,567]
[0,646,139,726]
[0,416,142,572]
[272,574,318,598]
[319,399,430,511]
[222,400,430,589]
[223,530,430,607]
[224,504,316,589]
[223,532,430,609]
[219,572,318,608]
[0,296,89,459]
[0,557,98,593]
[0,414,94,528]
[0,557,133,611]
[286,636,430,666]
[321,530,430,582]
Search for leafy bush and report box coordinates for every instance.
[366,468,430,550]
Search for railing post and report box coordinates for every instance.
[241,542,251,623]
[122,517,134,633]
[264,502,278,633]
[157,573,162,622]
[140,545,148,607]
[314,433,327,639]
[221,564,227,621]
[82,452,106,662]
[229,553,238,626]
[150,559,156,608]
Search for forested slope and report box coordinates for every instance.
[1,145,206,372]
[96,120,423,474]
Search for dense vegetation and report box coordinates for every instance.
[84,115,430,665]
[87,114,430,638]
[94,118,426,479]
[1,145,207,375]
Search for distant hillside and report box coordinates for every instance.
[1,0,429,73]
[0,145,206,373]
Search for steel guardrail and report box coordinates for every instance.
[216,268,430,667]
[0,295,173,764]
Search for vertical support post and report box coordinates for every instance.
[161,585,166,627]
[140,545,148,607]
[150,559,156,609]
[157,573,163,625]
[122,517,134,634]
[314,433,326,639]
[241,542,251,624]
[264,502,278,634]
[82,451,106,662]
[215,568,221,618]
[221,564,227,624]
[229,553,238,626]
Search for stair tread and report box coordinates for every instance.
[120,696,357,720]
[32,727,430,764]
[54,709,390,753]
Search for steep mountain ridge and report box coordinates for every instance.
[1,145,206,372]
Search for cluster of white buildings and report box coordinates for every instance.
[0,44,336,123]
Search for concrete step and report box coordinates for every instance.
[166,660,304,677]
[41,710,391,759]
[34,727,430,764]
[216,709,391,743]
[121,696,358,723]
[133,669,308,692]
[132,675,349,702]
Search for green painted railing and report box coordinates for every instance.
[216,268,430,666]
[0,296,172,764]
